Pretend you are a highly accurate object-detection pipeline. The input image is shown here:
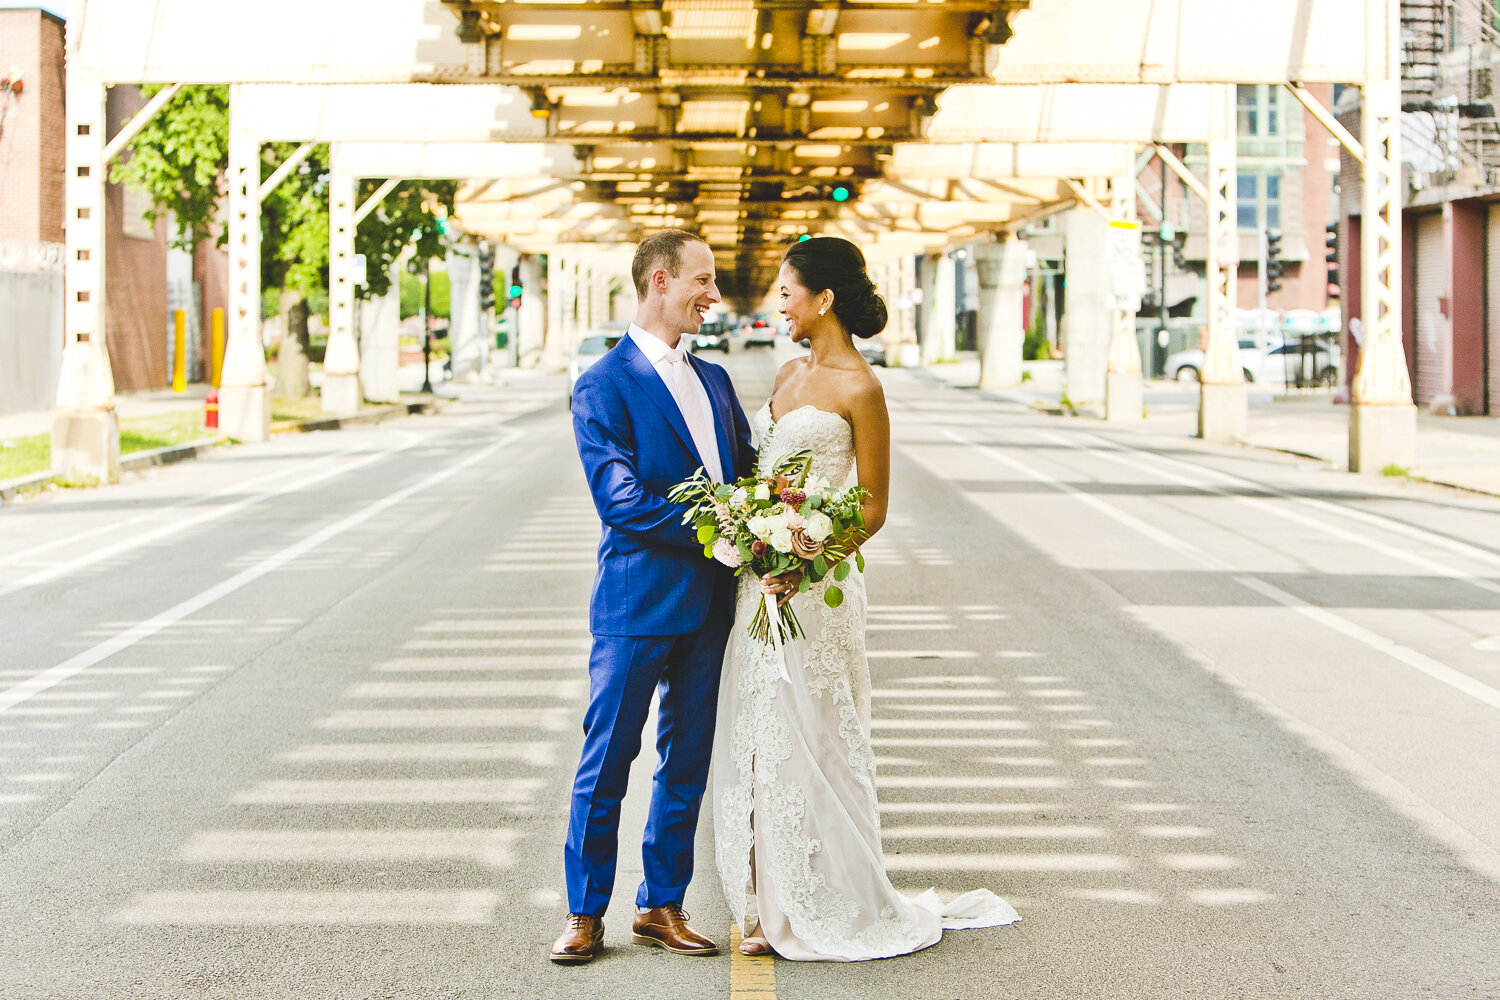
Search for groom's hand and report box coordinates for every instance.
[763,568,804,608]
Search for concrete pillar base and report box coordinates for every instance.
[51,409,120,483]
[1198,382,1247,442]
[322,373,362,417]
[1105,371,1144,424]
[1349,402,1417,473]
[220,384,271,442]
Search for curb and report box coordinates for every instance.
[270,398,442,435]
[0,397,445,505]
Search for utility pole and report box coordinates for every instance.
[1157,160,1168,376]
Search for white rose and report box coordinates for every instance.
[802,510,834,542]
[767,524,794,553]
[754,483,770,501]
[747,514,777,542]
[782,506,806,530]
[730,487,748,507]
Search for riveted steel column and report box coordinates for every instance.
[52,63,119,482]
[1349,8,1416,472]
[1199,84,1246,443]
[323,147,361,415]
[219,85,271,442]
[1106,166,1145,423]
[975,238,1028,390]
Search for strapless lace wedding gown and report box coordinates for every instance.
[711,403,1020,962]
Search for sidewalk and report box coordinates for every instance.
[912,353,1500,497]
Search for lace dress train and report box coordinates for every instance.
[711,404,1020,962]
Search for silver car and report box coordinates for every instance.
[568,333,624,402]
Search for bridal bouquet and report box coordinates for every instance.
[668,450,869,653]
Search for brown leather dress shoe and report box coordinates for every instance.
[550,913,605,965]
[631,903,719,956]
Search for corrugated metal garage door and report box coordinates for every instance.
[1488,206,1500,414]
[1414,212,1449,409]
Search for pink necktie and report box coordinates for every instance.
[663,348,720,482]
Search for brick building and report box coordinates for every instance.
[0,6,228,412]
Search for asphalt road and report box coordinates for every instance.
[1,346,1498,999]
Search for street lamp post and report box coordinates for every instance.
[421,257,434,395]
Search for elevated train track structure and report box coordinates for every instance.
[54,0,1412,478]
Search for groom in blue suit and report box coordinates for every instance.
[552,230,755,964]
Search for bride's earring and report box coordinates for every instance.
[818,306,827,316]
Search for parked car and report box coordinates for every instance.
[742,318,778,348]
[857,340,887,367]
[568,332,624,401]
[691,320,731,353]
[1165,338,1261,384]
[1166,337,1339,386]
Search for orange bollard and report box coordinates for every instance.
[204,388,219,429]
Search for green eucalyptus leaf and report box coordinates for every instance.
[813,554,828,577]
[855,552,866,573]
[696,524,716,544]
[824,586,844,608]
[834,560,851,582]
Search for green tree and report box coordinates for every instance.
[111,85,458,395]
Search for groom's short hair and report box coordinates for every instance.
[632,230,706,299]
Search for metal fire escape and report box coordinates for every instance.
[1407,0,1500,177]
[1402,0,1449,110]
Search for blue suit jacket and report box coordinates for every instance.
[572,334,755,637]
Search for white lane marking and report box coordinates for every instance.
[0,443,403,600]
[1234,574,1500,712]
[0,460,317,569]
[0,431,518,715]
[941,427,1500,715]
[1047,429,1500,596]
[113,890,498,926]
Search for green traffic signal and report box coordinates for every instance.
[508,283,523,298]
[831,185,851,203]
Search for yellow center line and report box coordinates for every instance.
[729,923,777,999]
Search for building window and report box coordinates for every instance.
[1237,173,1258,228]
[1236,170,1283,231]
[1236,84,1284,137]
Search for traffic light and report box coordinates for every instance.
[507,264,523,309]
[1266,229,1284,294]
[478,243,495,313]
[830,183,853,203]
[1324,221,1340,295]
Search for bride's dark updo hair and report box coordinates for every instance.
[781,237,888,340]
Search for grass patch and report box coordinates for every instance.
[120,410,215,455]
[271,396,328,422]
[1381,463,1411,478]
[0,433,50,481]
[1,410,215,483]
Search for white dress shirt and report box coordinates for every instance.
[628,324,723,481]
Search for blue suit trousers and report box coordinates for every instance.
[563,574,733,916]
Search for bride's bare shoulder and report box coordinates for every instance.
[771,357,808,391]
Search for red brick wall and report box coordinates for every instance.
[195,239,228,379]
[0,10,65,244]
[1450,200,1486,414]
[104,86,169,391]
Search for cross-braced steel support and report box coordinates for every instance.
[1105,166,1144,423]
[323,150,362,416]
[1349,76,1416,471]
[219,85,271,442]
[52,70,119,482]
[1199,84,1246,443]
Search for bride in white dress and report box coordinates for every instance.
[711,237,1019,961]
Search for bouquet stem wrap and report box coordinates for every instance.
[754,584,803,683]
